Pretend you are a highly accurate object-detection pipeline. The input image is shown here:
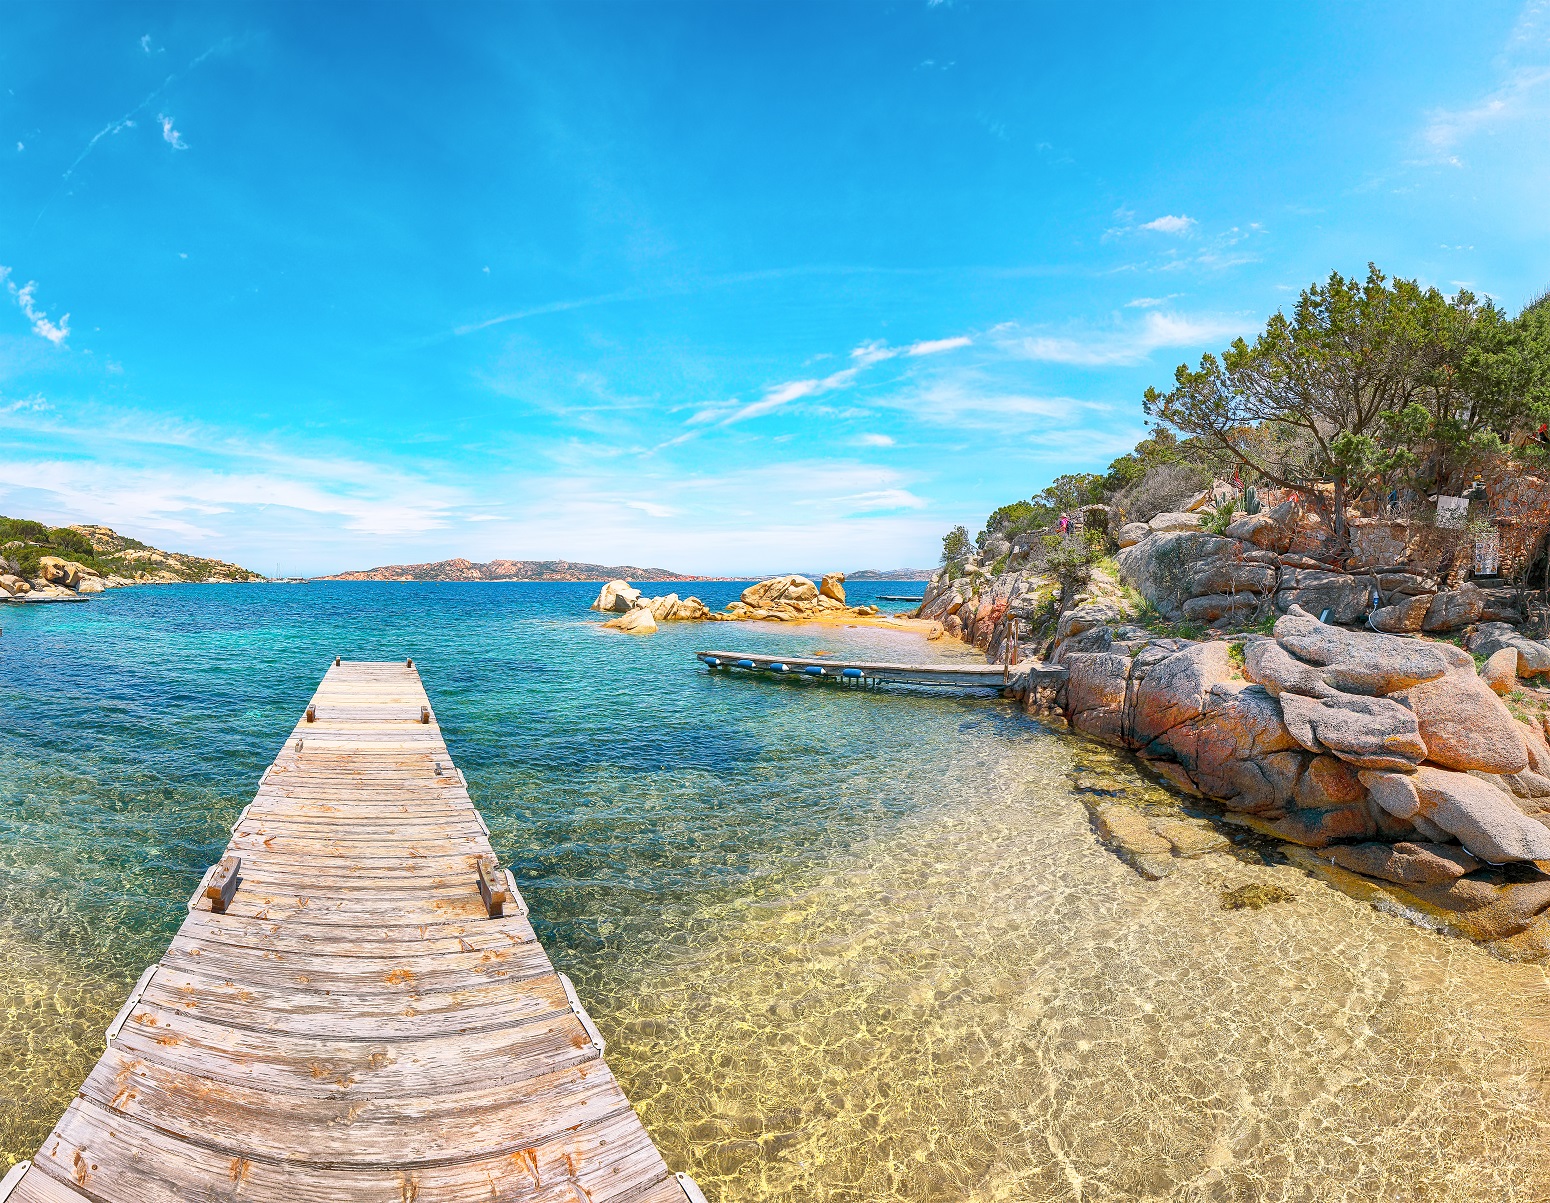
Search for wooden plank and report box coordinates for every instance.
[18,662,679,1200]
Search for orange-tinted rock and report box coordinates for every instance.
[1402,765,1550,862]
[1405,877,1550,941]
[1261,803,1375,847]
[1482,647,1519,695]
[1063,652,1132,747]
[1129,641,1233,747]
[1323,841,1480,886]
[1293,754,1364,809]
[1277,691,1426,771]
[1396,671,1529,775]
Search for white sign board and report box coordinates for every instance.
[1435,495,1468,530]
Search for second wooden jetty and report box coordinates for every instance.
[696,649,1067,690]
[1,660,699,1203]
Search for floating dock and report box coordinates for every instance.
[696,649,1066,690]
[1,661,696,1203]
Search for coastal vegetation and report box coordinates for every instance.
[942,266,1550,599]
[0,514,262,588]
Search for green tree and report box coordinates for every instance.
[940,525,972,566]
[1144,265,1496,538]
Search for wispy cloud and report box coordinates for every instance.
[1139,214,1195,235]
[856,433,895,447]
[907,335,971,356]
[1419,3,1550,159]
[1,268,70,345]
[625,499,677,518]
[158,114,188,150]
[717,333,972,425]
[1125,295,1180,308]
[55,39,228,187]
[723,366,859,424]
[998,310,1253,366]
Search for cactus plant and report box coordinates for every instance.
[1243,485,1260,515]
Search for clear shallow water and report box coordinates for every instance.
[2,582,1549,1200]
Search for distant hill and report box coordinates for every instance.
[318,557,701,583]
[0,516,263,584]
[846,568,935,581]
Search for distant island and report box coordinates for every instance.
[319,558,937,583]
[318,557,703,583]
[845,568,934,581]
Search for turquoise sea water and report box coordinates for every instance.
[4,582,1550,1201]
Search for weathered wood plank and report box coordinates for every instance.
[18,662,679,1200]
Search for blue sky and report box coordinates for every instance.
[2,2,1549,576]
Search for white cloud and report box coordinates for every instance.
[907,336,971,356]
[857,433,895,447]
[1139,214,1196,235]
[1419,4,1550,156]
[850,340,898,367]
[717,331,973,426]
[159,114,188,150]
[835,488,926,511]
[1,268,70,345]
[1125,295,1179,308]
[141,34,153,53]
[723,366,859,424]
[999,310,1253,366]
[624,499,677,518]
[15,142,22,152]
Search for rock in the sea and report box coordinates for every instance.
[1395,671,1529,775]
[0,573,28,595]
[76,576,107,594]
[1405,877,1550,942]
[741,575,819,608]
[592,579,642,613]
[1361,766,1550,863]
[1482,647,1519,696]
[1129,640,1233,749]
[602,606,657,634]
[1063,652,1133,746]
[819,572,846,603]
[1323,841,1481,886]
[1150,817,1230,858]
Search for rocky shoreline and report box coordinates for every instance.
[907,485,1550,960]
[590,573,895,633]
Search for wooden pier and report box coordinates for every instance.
[1,661,697,1203]
[696,649,1067,691]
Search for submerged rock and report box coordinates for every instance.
[1323,841,1481,886]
